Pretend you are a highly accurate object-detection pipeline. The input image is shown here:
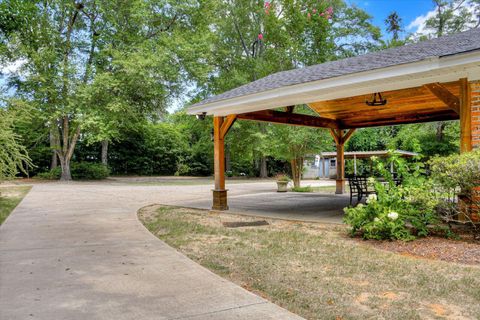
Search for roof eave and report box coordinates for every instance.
[187,50,480,116]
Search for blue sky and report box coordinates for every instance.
[349,0,437,38]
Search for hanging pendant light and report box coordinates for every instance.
[365,92,387,106]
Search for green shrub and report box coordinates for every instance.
[429,149,480,196]
[36,167,61,180]
[36,163,109,180]
[344,152,440,241]
[175,162,191,176]
[429,150,480,238]
[71,162,110,180]
[292,186,313,192]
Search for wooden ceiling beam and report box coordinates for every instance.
[423,82,460,114]
[237,110,339,129]
[220,115,237,138]
[342,112,458,129]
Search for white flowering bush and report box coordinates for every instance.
[344,151,440,241]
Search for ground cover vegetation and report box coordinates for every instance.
[2,0,479,183]
[0,185,31,224]
[139,205,480,320]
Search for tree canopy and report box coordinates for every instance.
[0,0,477,182]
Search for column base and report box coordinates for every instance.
[335,179,345,194]
[212,189,228,210]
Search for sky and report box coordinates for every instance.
[349,0,438,38]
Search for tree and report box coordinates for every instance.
[423,0,479,38]
[385,11,403,41]
[264,106,332,187]
[266,123,331,188]
[0,0,214,180]
[0,108,32,181]
[196,0,381,178]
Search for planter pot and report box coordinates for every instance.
[276,181,289,192]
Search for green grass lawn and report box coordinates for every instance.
[139,205,480,320]
[0,185,31,225]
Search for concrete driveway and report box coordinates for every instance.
[0,179,346,319]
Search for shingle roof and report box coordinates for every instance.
[191,28,480,108]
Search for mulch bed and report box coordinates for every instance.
[360,237,480,265]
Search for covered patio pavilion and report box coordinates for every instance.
[188,29,480,211]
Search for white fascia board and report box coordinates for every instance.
[187,50,480,116]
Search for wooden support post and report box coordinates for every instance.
[213,116,227,210]
[459,78,472,153]
[336,139,345,194]
[212,115,237,210]
[330,128,356,194]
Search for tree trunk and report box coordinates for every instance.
[59,157,72,181]
[101,140,108,166]
[290,158,302,188]
[50,130,58,170]
[56,122,81,181]
[259,156,268,178]
[436,121,446,141]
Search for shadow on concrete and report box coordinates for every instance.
[183,191,350,224]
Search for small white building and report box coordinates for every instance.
[304,150,418,179]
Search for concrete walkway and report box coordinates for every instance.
[0,182,304,320]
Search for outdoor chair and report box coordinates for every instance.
[349,176,377,204]
[347,176,360,205]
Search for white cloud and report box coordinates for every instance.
[407,9,437,34]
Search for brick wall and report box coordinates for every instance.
[472,81,480,149]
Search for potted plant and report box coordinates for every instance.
[276,174,291,192]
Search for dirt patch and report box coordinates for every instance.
[357,236,480,266]
[419,301,471,320]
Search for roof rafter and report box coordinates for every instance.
[237,110,339,129]
[423,82,460,114]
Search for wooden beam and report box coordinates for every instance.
[343,129,356,143]
[459,78,472,153]
[329,129,340,144]
[330,128,356,144]
[330,129,356,194]
[220,115,237,139]
[237,110,339,129]
[342,111,458,128]
[424,82,460,114]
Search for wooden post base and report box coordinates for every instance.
[335,179,345,194]
[212,189,228,210]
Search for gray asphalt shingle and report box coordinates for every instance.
[191,28,480,108]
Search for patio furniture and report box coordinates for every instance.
[347,176,360,205]
[348,175,403,205]
[355,176,377,203]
